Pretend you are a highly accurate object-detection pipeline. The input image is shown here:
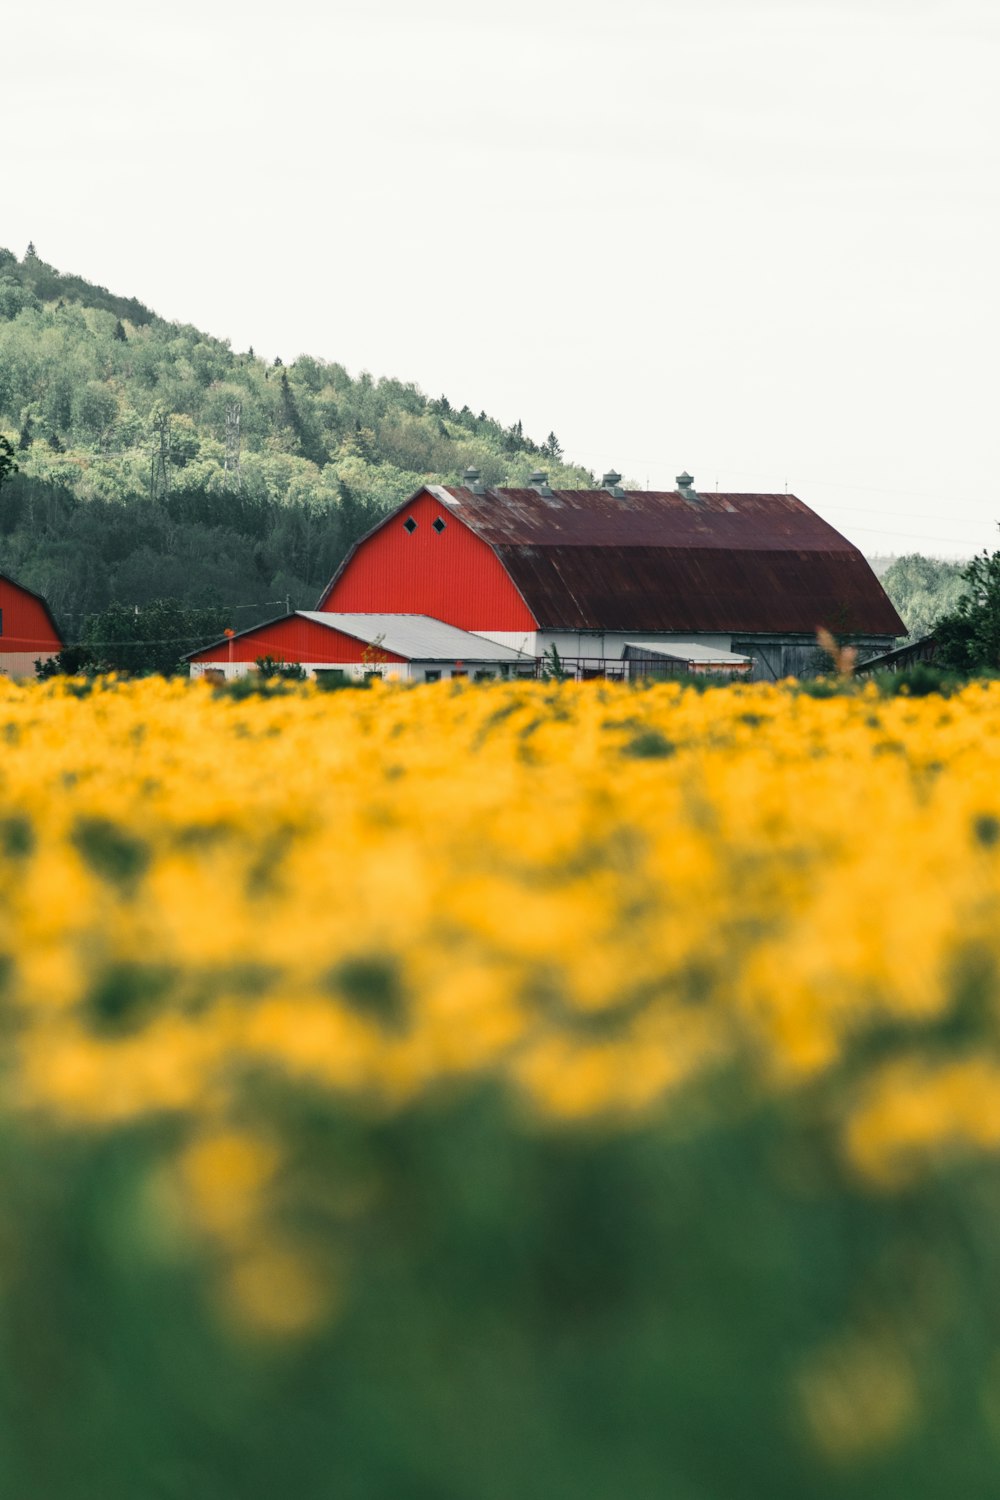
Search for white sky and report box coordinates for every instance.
[5,0,997,557]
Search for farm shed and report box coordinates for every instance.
[0,572,63,678]
[623,642,752,678]
[317,472,904,679]
[854,634,938,676]
[186,611,527,682]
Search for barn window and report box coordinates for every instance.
[403,517,417,534]
[432,517,446,533]
[0,609,4,637]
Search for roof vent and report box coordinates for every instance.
[602,470,627,498]
[528,470,553,496]
[463,466,485,495]
[676,471,702,503]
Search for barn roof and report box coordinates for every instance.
[624,641,751,666]
[393,484,903,636]
[295,613,527,661]
[186,612,527,664]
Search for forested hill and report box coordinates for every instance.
[0,245,592,640]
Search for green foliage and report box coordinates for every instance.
[8,1076,1000,1498]
[622,728,676,758]
[934,551,1000,674]
[35,643,93,680]
[0,245,593,645]
[880,554,968,640]
[38,599,232,677]
[71,815,150,893]
[214,671,307,699]
[872,664,970,698]
[540,643,569,681]
[0,433,17,493]
[254,655,308,680]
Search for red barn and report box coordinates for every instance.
[186,611,526,683]
[317,471,905,680]
[0,573,63,678]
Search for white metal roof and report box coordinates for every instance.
[623,641,751,665]
[296,613,528,662]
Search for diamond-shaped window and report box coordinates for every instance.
[432,517,446,533]
[403,517,417,533]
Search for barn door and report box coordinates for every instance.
[731,642,783,683]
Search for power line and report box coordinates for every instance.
[15,601,297,654]
[571,452,991,523]
[835,523,979,547]
[573,450,988,545]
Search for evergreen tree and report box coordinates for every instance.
[0,434,17,494]
[935,550,1000,673]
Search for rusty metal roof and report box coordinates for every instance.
[419,486,905,636]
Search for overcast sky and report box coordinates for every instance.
[6,0,996,556]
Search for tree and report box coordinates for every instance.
[255,654,306,680]
[934,549,1000,673]
[881,554,967,639]
[76,598,231,677]
[0,434,17,494]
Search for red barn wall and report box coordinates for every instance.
[191,616,407,665]
[319,490,536,632]
[0,577,62,677]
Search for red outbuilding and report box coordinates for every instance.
[0,573,64,678]
[186,611,527,683]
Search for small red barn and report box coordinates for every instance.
[185,611,527,682]
[316,472,905,679]
[0,573,63,678]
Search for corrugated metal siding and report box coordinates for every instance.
[0,651,58,679]
[0,575,63,656]
[191,616,408,665]
[318,491,537,630]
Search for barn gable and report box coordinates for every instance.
[190,614,409,666]
[0,572,64,677]
[317,489,537,631]
[186,612,527,681]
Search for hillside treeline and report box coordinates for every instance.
[0,245,591,638]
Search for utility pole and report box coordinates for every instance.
[224,402,242,491]
[151,412,171,500]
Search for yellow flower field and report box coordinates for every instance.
[3,674,1000,1497]
[5,675,999,1151]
